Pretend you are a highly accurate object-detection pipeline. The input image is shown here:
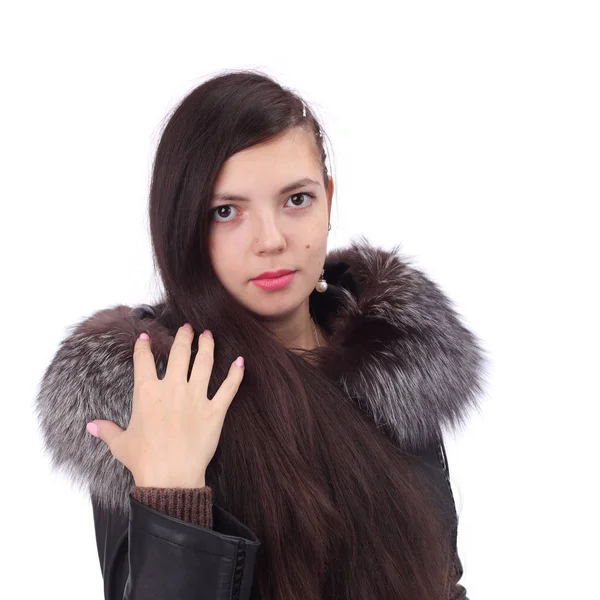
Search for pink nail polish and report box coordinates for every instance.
[86,422,99,437]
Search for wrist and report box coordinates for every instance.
[134,475,206,489]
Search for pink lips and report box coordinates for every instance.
[251,271,296,290]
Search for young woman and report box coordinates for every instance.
[35,70,487,600]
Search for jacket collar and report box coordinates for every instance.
[35,236,488,516]
[314,237,488,449]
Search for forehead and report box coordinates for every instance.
[213,128,320,194]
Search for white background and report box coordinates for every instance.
[2,1,598,598]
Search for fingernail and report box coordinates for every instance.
[139,333,150,341]
[203,329,213,338]
[183,323,193,332]
[235,356,244,368]
[86,422,99,437]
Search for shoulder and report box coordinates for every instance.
[409,437,460,542]
[34,302,170,516]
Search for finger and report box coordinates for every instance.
[164,324,194,382]
[87,419,125,455]
[133,333,158,388]
[211,356,245,412]
[189,330,214,396]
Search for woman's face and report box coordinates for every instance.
[208,126,333,319]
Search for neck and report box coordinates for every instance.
[258,302,324,351]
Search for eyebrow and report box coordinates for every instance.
[211,177,321,203]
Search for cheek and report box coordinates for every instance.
[304,234,327,255]
[209,239,236,278]
[215,254,239,279]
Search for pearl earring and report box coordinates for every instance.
[315,268,328,293]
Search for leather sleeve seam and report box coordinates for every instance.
[134,526,235,559]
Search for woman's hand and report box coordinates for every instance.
[86,324,245,488]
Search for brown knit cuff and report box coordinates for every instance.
[130,486,213,528]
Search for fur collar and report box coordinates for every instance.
[34,237,488,516]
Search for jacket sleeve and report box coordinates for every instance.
[92,486,261,600]
[32,305,260,599]
[413,438,469,600]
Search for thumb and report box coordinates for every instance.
[86,420,124,450]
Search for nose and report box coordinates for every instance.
[253,214,286,254]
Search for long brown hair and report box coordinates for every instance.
[148,69,451,599]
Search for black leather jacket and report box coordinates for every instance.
[91,439,468,599]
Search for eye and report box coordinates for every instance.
[210,205,238,223]
[285,192,316,209]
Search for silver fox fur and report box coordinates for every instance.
[34,237,489,517]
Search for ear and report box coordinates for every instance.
[327,176,334,220]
